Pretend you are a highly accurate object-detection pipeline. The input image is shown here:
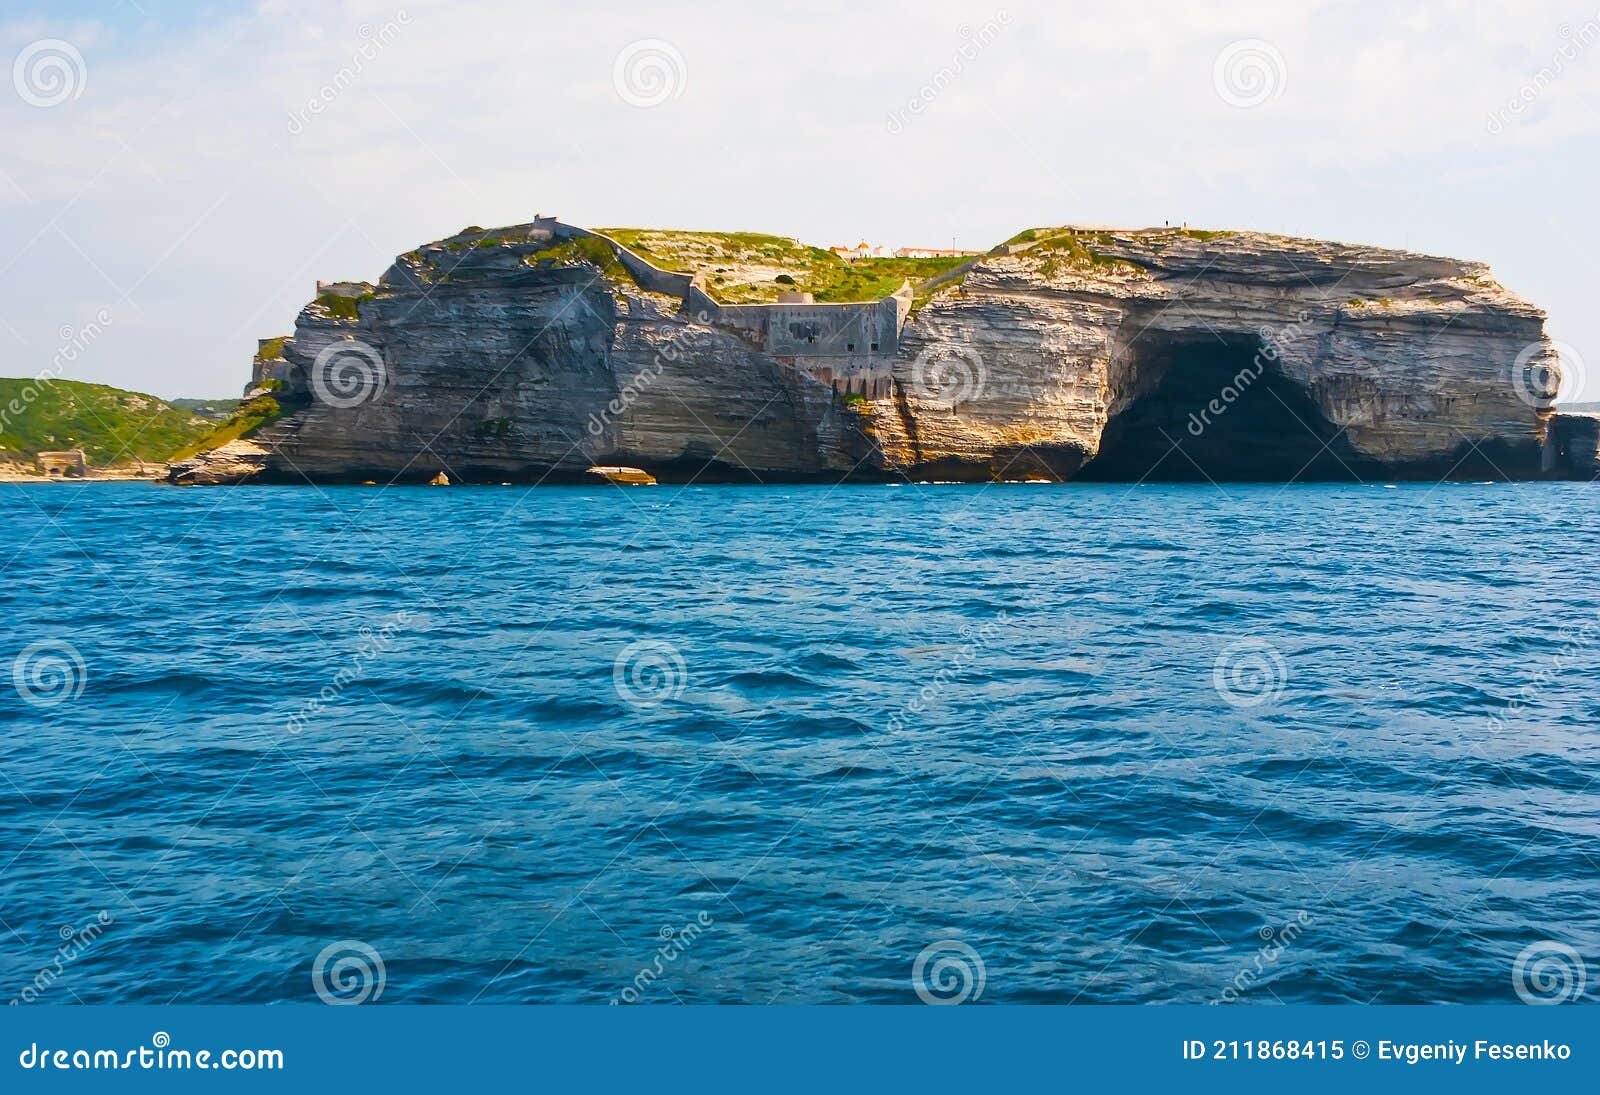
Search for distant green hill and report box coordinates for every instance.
[0,378,220,466]
[170,397,239,422]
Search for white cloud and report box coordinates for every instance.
[1,0,1598,398]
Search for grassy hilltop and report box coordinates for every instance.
[0,378,218,467]
[597,228,968,304]
[589,224,1217,303]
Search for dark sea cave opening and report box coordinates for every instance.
[1077,331,1371,482]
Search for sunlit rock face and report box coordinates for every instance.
[186,221,1566,485]
[879,231,1558,482]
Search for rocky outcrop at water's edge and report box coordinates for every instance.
[173,216,1590,484]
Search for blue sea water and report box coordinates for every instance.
[0,480,1597,1005]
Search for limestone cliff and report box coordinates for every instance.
[175,218,1576,484]
[1547,412,1600,478]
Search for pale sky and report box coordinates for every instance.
[3,0,1598,400]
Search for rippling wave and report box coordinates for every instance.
[1,481,1597,1004]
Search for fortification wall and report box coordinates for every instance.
[316,280,372,299]
[250,359,293,391]
[918,254,987,295]
[555,222,697,298]
[552,219,916,399]
[37,449,86,476]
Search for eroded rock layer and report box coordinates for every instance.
[182,219,1574,484]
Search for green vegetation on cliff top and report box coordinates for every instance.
[255,336,288,361]
[314,293,374,321]
[599,228,815,275]
[437,223,1244,304]
[1009,225,1233,246]
[1027,231,1147,278]
[0,378,218,466]
[524,237,631,282]
[596,228,966,304]
[591,223,1236,302]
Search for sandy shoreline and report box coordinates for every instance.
[0,468,168,483]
